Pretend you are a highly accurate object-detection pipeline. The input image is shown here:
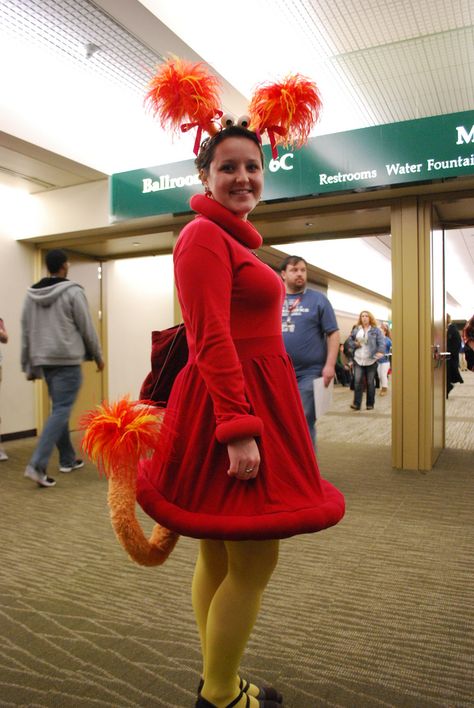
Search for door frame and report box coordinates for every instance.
[391,197,446,470]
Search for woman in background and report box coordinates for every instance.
[346,311,385,411]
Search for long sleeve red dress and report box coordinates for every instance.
[136,194,345,540]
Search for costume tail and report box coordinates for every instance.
[80,397,179,566]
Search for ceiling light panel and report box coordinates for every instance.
[336,26,474,124]
[0,0,163,93]
[268,0,473,127]
[298,0,473,53]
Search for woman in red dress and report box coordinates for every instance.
[134,125,345,708]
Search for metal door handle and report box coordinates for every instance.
[432,344,450,368]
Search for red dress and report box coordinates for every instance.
[137,195,345,540]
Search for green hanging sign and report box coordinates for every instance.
[110,110,474,221]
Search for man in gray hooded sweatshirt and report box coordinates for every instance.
[21,249,104,487]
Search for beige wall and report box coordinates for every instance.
[12,180,108,239]
[0,236,36,435]
[329,285,391,339]
[104,255,175,401]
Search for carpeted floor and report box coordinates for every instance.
[0,376,473,707]
[317,368,474,450]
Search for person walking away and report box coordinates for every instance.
[378,322,392,396]
[0,317,8,461]
[280,256,339,447]
[346,311,385,410]
[21,249,104,487]
[446,313,463,397]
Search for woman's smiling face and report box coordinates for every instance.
[204,136,264,219]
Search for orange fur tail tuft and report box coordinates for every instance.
[80,396,162,481]
[80,397,179,566]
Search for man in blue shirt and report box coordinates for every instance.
[281,256,339,447]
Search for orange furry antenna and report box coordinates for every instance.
[81,397,179,566]
[145,56,223,154]
[248,74,322,158]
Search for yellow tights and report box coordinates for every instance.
[192,538,279,708]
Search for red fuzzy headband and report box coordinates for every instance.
[145,56,322,159]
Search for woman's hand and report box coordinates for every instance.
[227,437,260,480]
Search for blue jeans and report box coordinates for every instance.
[296,373,317,447]
[353,361,378,408]
[30,365,82,471]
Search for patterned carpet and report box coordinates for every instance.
[0,377,473,707]
[318,368,474,450]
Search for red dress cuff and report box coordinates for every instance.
[215,416,264,444]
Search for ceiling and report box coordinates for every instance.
[0,0,473,315]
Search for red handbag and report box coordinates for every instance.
[140,324,188,405]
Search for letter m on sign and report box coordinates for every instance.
[456,125,474,145]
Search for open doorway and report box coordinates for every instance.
[271,220,474,457]
[267,233,393,453]
[444,226,474,451]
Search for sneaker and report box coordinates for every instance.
[59,459,84,473]
[350,404,360,410]
[0,449,8,461]
[24,465,56,487]
[366,405,374,410]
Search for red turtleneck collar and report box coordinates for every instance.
[190,194,263,250]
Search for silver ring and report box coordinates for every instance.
[245,467,254,473]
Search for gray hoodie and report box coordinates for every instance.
[21,278,103,379]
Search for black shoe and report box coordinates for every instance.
[350,404,360,410]
[196,690,248,708]
[366,406,374,410]
[198,678,283,704]
[240,679,282,703]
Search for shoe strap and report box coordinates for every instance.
[227,690,247,708]
[239,678,250,693]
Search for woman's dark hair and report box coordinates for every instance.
[195,125,264,173]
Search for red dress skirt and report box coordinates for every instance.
[137,196,345,540]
